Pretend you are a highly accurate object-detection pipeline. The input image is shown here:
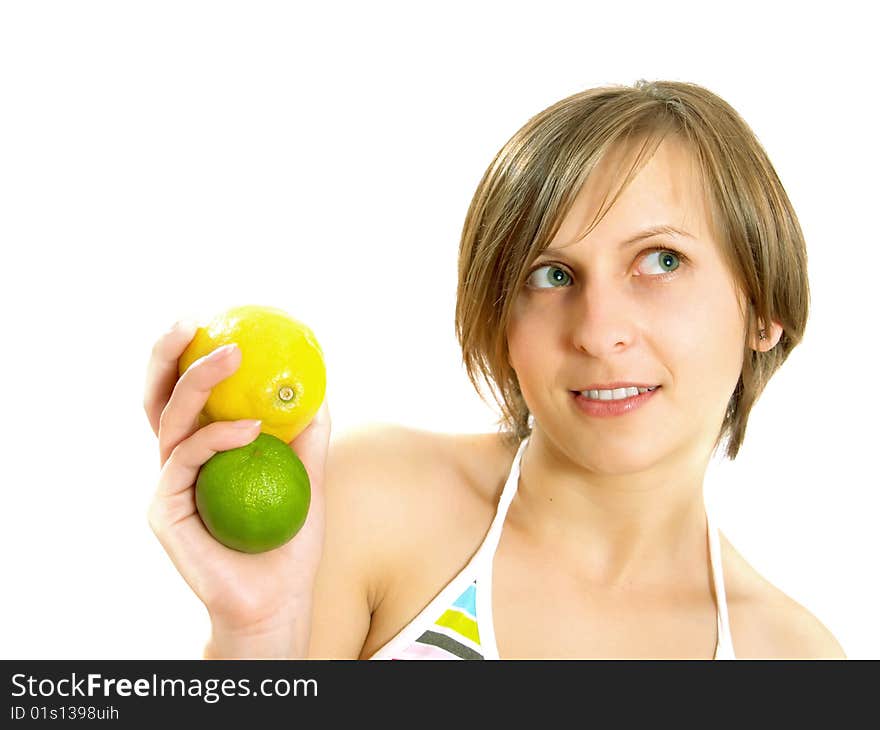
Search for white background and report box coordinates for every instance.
[1,1,876,659]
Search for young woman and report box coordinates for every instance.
[144,80,846,659]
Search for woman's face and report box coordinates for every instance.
[506,137,747,473]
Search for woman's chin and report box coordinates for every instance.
[539,426,671,475]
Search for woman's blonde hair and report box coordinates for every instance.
[455,80,809,460]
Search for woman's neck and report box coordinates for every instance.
[510,426,715,591]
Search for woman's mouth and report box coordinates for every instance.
[577,385,658,400]
[570,386,661,417]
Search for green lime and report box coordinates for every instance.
[195,433,311,553]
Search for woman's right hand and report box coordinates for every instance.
[143,320,330,658]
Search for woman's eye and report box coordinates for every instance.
[638,249,681,275]
[526,265,572,289]
[526,251,683,288]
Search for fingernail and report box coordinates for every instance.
[209,343,238,360]
[234,419,261,429]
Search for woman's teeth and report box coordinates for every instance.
[578,386,658,400]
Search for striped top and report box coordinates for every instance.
[369,435,737,660]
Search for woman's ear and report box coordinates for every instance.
[752,319,783,352]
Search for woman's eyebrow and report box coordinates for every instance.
[620,224,696,246]
[539,224,696,258]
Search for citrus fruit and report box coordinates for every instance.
[178,304,326,443]
[196,433,311,553]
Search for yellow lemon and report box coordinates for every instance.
[178,305,326,443]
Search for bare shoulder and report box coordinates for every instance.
[316,421,517,658]
[312,422,491,657]
[719,534,846,659]
[324,422,515,608]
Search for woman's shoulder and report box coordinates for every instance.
[327,421,515,504]
[719,533,846,659]
[324,422,517,605]
[324,422,519,658]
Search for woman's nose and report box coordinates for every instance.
[570,279,638,358]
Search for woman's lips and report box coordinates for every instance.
[570,386,661,418]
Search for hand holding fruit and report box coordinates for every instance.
[143,306,330,657]
[178,305,326,553]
